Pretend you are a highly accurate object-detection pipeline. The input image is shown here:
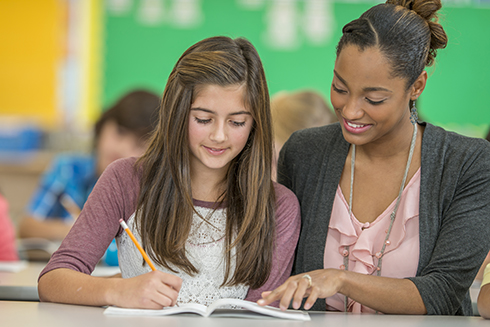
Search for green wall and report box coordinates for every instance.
[102,0,490,138]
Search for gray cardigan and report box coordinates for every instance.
[278,122,490,315]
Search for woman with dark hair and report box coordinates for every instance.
[19,90,159,241]
[37,36,300,309]
[259,0,490,315]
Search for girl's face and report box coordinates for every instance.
[96,120,147,175]
[330,45,414,146]
[188,84,253,178]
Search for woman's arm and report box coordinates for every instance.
[258,268,426,314]
[478,284,490,319]
[38,268,181,308]
[267,130,490,315]
[478,264,490,319]
[476,253,490,281]
[408,138,490,315]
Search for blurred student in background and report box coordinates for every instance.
[19,90,160,241]
[0,191,19,261]
[271,90,337,180]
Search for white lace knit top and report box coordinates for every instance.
[39,158,301,307]
[116,203,249,306]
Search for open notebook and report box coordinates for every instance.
[104,298,310,321]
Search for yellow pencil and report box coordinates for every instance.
[119,219,156,271]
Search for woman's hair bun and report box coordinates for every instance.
[386,0,447,65]
[386,0,439,20]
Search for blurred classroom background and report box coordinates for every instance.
[1,0,489,229]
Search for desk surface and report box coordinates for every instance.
[1,301,489,327]
[0,262,46,287]
[0,262,120,301]
[0,262,120,286]
[0,263,484,316]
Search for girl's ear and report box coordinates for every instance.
[410,70,428,101]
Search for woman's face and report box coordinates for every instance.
[96,120,147,175]
[188,84,253,178]
[330,45,414,146]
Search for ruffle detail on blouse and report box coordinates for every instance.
[329,168,421,276]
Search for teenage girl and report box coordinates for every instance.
[38,36,301,309]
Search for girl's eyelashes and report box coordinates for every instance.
[194,116,247,127]
[231,121,246,127]
[194,117,211,124]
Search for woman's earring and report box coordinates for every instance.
[410,101,418,125]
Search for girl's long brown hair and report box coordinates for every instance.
[134,36,275,288]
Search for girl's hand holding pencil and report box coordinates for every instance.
[108,269,182,309]
[117,219,182,309]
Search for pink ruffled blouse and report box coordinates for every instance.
[324,168,421,313]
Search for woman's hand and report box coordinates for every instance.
[257,269,345,310]
[109,270,182,309]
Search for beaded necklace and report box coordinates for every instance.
[343,124,417,312]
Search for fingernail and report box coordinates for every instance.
[304,303,311,310]
[293,301,299,309]
[257,299,264,305]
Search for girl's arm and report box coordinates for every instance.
[38,158,182,308]
[258,269,426,314]
[38,268,181,309]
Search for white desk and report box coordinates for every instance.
[0,262,120,301]
[1,301,488,327]
[0,262,483,315]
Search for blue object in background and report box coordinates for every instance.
[0,125,43,152]
[0,124,44,163]
[103,238,119,266]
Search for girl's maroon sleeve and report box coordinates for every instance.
[39,157,141,279]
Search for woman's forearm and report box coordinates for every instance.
[340,270,427,314]
[479,285,490,319]
[258,268,427,314]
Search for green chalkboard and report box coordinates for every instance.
[102,0,490,137]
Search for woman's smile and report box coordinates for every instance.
[342,118,372,134]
